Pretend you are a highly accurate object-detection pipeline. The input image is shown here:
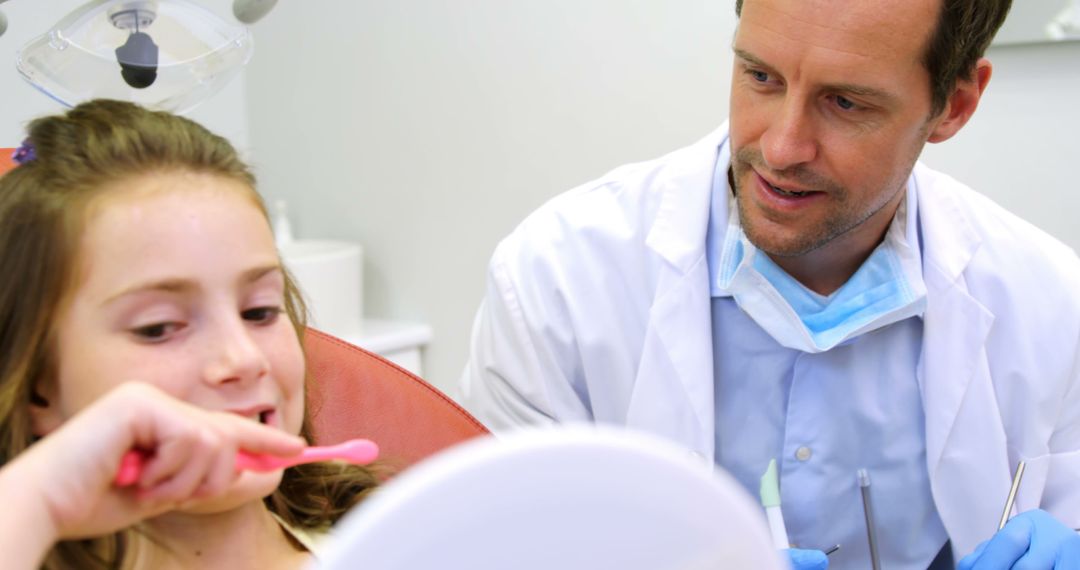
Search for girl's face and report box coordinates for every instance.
[35,171,305,511]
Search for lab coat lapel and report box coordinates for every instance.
[916,167,1010,556]
[628,258,714,457]
[921,270,1007,555]
[626,126,726,459]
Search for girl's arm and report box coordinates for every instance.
[0,456,58,569]
[0,382,306,569]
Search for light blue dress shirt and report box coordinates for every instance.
[706,149,949,569]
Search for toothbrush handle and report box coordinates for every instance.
[115,451,145,486]
[293,440,376,464]
[115,439,380,486]
[233,440,379,471]
[114,449,303,486]
[233,450,296,471]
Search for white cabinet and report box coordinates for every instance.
[342,319,433,377]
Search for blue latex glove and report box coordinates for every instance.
[958,509,1080,569]
[785,548,828,570]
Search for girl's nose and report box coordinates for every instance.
[202,318,270,387]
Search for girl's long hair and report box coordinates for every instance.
[0,99,379,569]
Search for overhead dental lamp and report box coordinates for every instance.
[1047,0,1080,40]
[0,2,8,40]
[10,0,277,113]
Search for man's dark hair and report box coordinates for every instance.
[734,0,1013,116]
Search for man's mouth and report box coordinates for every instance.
[767,183,812,198]
[755,170,817,199]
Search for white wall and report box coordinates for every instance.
[0,1,249,149]
[245,0,735,396]
[920,39,1080,248]
[6,2,1073,400]
[246,3,1080,397]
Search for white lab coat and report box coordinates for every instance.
[462,123,1080,559]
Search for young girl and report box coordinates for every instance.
[0,99,378,569]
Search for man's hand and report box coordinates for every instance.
[785,548,828,570]
[958,509,1080,569]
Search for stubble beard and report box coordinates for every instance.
[730,146,905,259]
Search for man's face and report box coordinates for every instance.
[729,0,940,258]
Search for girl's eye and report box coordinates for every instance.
[242,306,283,324]
[131,322,180,341]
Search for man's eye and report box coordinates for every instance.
[749,70,770,83]
[834,95,858,111]
[242,307,282,324]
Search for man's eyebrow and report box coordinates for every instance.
[734,47,899,105]
[733,48,775,72]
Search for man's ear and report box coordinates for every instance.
[927,58,993,144]
[28,377,63,437]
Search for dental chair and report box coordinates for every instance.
[303,328,489,472]
[1,148,15,175]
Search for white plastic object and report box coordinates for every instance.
[16,0,253,113]
[272,199,294,247]
[232,0,277,24]
[278,239,363,339]
[320,425,785,570]
[765,505,791,551]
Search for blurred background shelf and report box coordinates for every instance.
[341,319,433,377]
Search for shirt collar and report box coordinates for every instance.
[706,143,925,302]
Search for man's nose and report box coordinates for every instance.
[202,318,269,387]
[759,98,818,172]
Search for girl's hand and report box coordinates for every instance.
[0,382,305,564]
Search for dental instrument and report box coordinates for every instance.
[760,459,790,550]
[998,461,1027,530]
[858,468,882,570]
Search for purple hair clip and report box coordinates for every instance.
[12,139,37,165]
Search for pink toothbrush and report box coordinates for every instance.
[114,438,379,487]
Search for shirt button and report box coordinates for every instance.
[795,446,812,461]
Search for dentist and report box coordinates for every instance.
[462,0,1080,568]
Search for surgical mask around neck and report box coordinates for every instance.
[714,191,926,353]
